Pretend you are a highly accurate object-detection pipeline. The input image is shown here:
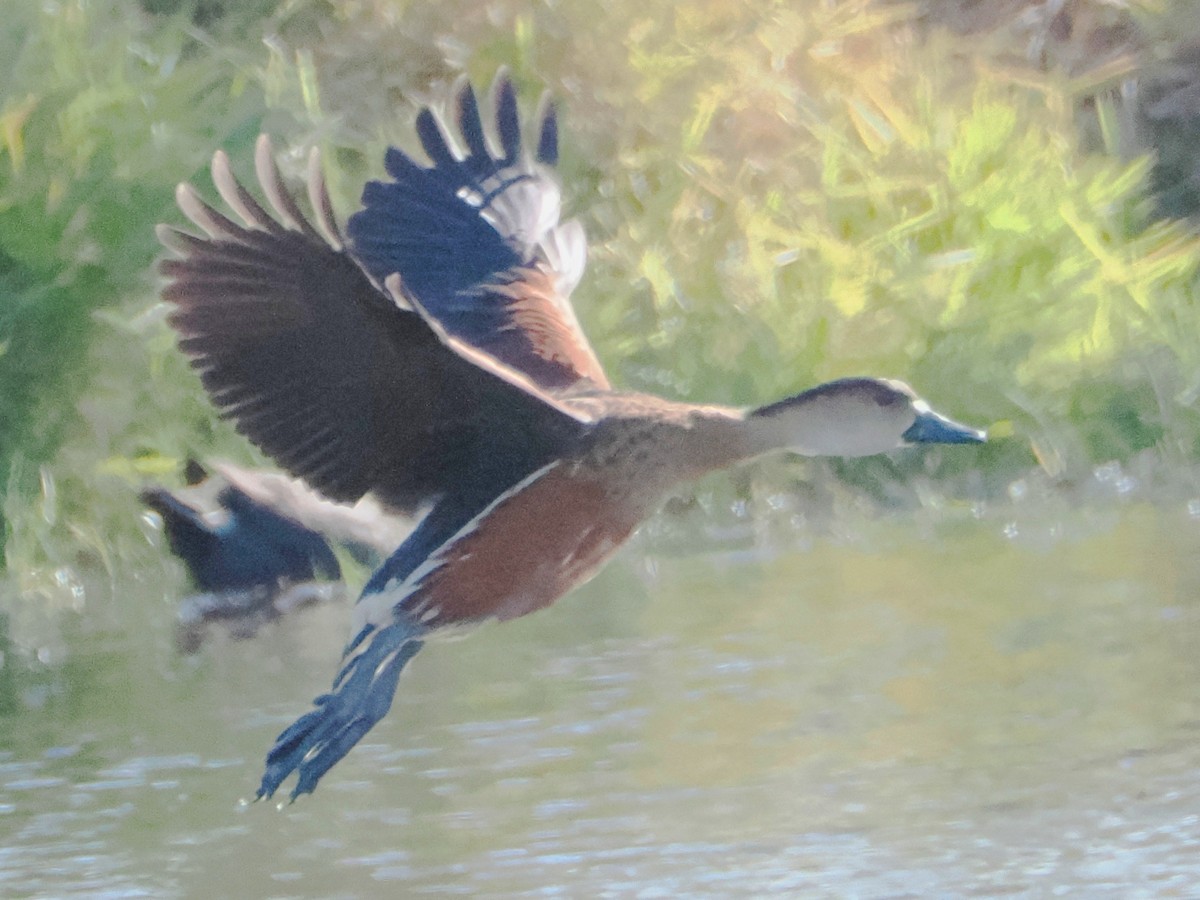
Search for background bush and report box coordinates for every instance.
[3,0,1200,586]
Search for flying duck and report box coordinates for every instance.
[156,71,985,800]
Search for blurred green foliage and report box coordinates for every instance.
[3,0,1200,589]
[0,0,272,547]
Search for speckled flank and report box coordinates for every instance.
[399,464,643,628]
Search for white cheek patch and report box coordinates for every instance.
[793,396,912,458]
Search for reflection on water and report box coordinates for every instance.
[3,501,1200,897]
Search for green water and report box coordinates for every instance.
[3,495,1199,897]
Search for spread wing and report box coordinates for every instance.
[346,71,609,391]
[158,137,589,514]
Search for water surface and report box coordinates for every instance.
[3,499,1200,897]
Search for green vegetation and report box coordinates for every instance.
[3,0,1200,594]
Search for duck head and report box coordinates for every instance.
[747,377,985,458]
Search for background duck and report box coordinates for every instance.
[157,71,984,801]
[141,462,348,651]
[140,472,342,595]
[200,459,411,565]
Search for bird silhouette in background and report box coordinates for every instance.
[141,477,342,594]
[156,71,985,800]
[192,459,411,565]
[142,463,348,651]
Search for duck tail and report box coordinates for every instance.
[256,621,425,801]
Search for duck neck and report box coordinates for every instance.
[670,397,869,475]
[740,404,829,458]
[653,403,824,478]
[740,386,907,459]
[684,407,763,472]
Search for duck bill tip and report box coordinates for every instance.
[903,410,987,446]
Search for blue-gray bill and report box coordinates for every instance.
[902,408,987,445]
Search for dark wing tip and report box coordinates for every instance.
[415,107,457,167]
[454,78,488,159]
[490,69,521,164]
[534,91,558,165]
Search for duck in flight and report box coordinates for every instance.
[157,71,985,801]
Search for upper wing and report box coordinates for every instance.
[158,137,588,513]
[346,71,610,391]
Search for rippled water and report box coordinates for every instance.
[3,496,1200,897]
